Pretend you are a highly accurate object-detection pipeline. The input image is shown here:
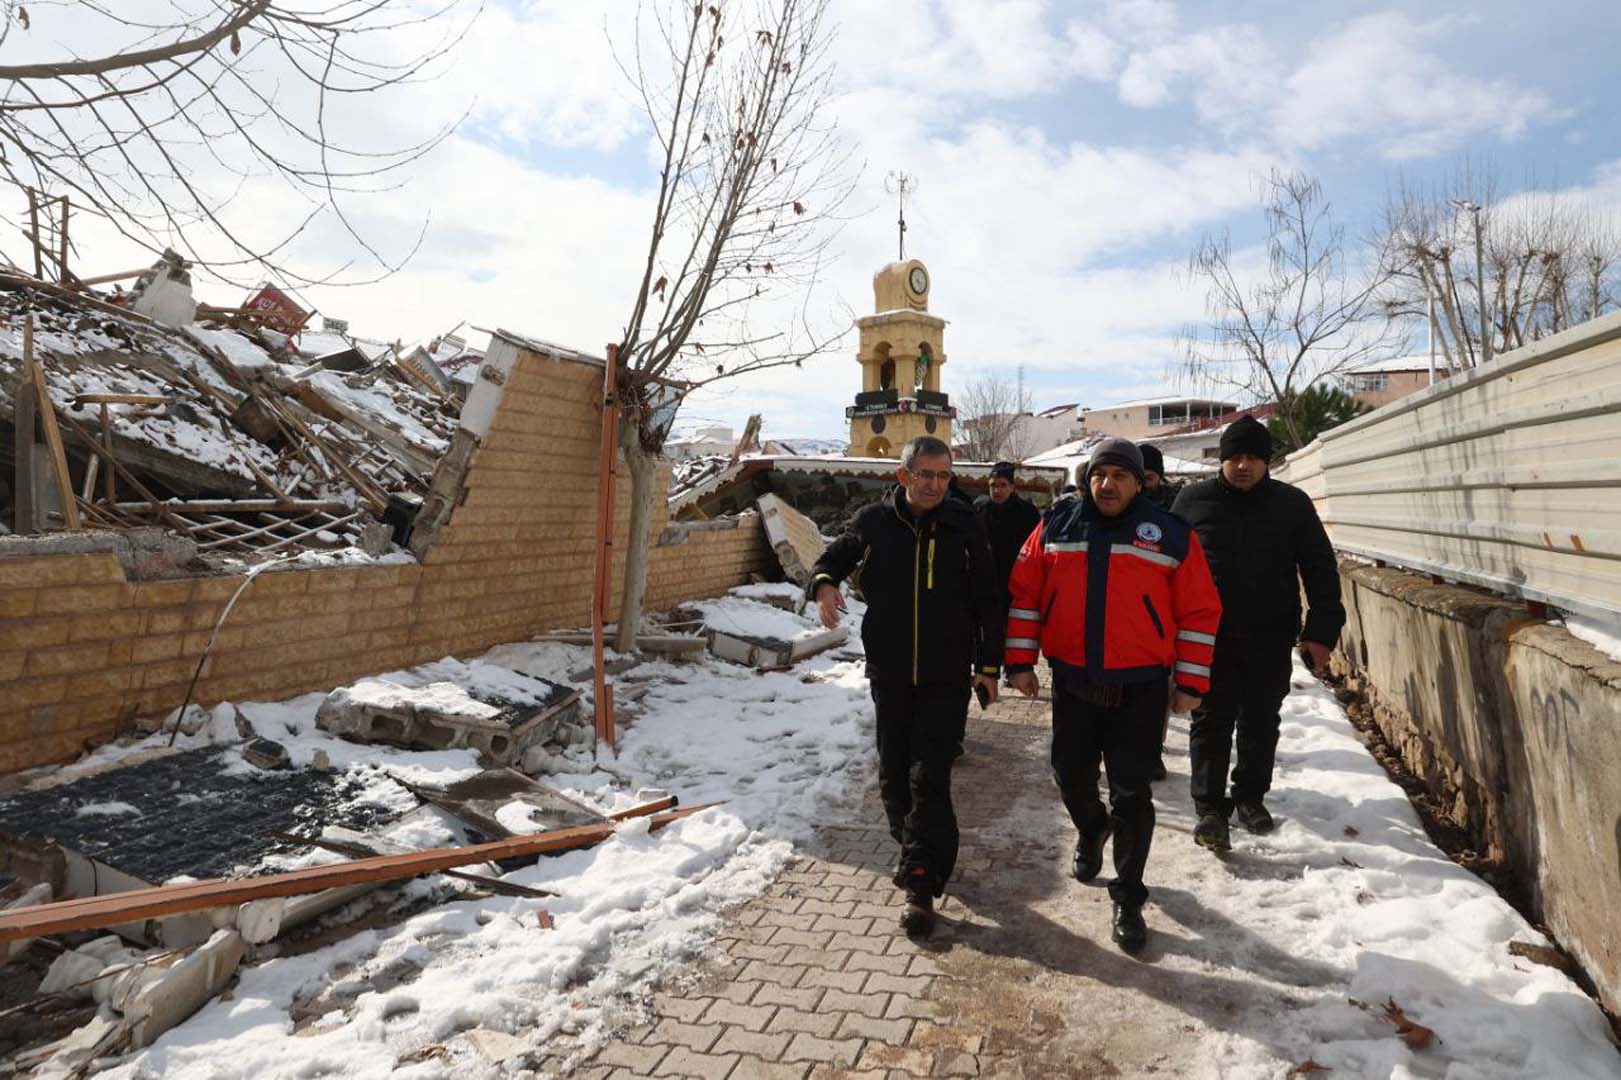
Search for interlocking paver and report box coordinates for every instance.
[766,1007,843,1038]
[779,946,849,971]
[653,994,710,1023]
[651,1046,739,1077]
[835,1013,912,1044]
[828,930,890,955]
[810,914,875,935]
[749,983,825,1011]
[769,927,834,949]
[702,999,776,1032]
[782,1033,863,1067]
[854,1042,935,1074]
[737,960,806,986]
[862,972,932,997]
[594,1040,669,1074]
[842,951,909,976]
[730,1057,810,1080]
[818,988,888,1018]
[644,1019,722,1053]
[731,942,793,964]
[714,1028,793,1059]
[796,967,868,993]
[884,994,942,1021]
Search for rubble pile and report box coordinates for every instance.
[2,265,478,561]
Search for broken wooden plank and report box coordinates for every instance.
[266,832,559,900]
[22,318,81,529]
[69,393,174,408]
[0,802,720,942]
[112,499,352,515]
[76,269,148,287]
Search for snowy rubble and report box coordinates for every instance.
[12,585,1620,1079]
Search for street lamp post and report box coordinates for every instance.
[1451,199,1490,365]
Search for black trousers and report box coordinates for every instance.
[1189,635,1294,815]
[1051,678,1166,907]
[871,679,969,896]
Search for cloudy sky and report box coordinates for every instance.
[17,0,1621,440]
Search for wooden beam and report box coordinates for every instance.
[22,318,81,529]
[593,342,622,751]
[111,498,352,515]
[77,269,147,287]
[26,189,42,279]
[57,197,69,285]
[71,393,174,407]
[0,802,720,942]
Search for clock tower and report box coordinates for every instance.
[846,258,953,457]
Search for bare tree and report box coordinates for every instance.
[1180,170,1398,450]
[956,370,1032,462]
[0,0,477,286]
[1378,164,1621,369]
[609,0,855,651]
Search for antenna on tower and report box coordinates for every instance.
[1017,363,1026,412]
[883,171,916,262]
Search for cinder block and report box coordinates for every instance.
[26,642,110,677]
[0,589,37,619]
[4,617,79,653]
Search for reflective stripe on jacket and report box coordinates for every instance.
[1004,494,1222,694]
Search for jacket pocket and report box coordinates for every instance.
[1142,593,1165,638]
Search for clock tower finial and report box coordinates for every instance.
[883,171,916,263]
[845,255,953,458]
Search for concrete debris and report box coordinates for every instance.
[241,736,290,771]
[127,929,247,1048]
[756,492,826,586]
[3,264,469,559]
[1,880,52,960]
[25,1014,130,1079]
[315,669,584,766]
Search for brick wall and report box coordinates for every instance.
[0,343,774,773]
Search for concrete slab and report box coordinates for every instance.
[756,494,826,586]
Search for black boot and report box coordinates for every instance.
[1072,826,1110,883]
[899,870,935,938]
[1234,800,1274,834]
[1193,812,1231,853]
[1111,901,1148,953]
[1149,757,1168,782]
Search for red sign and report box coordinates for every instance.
[244,285,309,335]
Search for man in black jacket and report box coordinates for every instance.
[974,460,1043,602]
[1170,415,1345,852]
[1138,443,1181,509]
[810,436,1003,938]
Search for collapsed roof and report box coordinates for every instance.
[2,271,465,560]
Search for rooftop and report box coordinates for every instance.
[1084,394,1239,411]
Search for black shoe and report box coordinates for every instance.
[891,858,905,888]
[899,871,935,938]
[1072,828,1110,883]
[1193,812,1232,853]
[1234,800,1275,834]
[1149,758,1168,782]
[1111,901,1148,953]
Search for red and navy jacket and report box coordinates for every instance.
[1004,493,1222,695]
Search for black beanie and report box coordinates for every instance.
[1137,443,1165,476]
[1086,437,1145,483]
[990,460,1016,481]
[1220,415,1272,461]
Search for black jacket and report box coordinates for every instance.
[973,492,1042,594]
[1171,474,1344,646]
[811,486,1004,686]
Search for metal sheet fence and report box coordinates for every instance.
[1275,310,1621,621]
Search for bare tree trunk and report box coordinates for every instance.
[614,428,661,654]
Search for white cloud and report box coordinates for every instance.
[1275,13,1557,159]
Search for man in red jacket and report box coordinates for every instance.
[1007,439,1222,953]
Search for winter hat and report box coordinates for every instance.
[1137,443,1165,476]
[1220,415,1273,461]
[1086,437,1145,483]
[990,460,1016,481]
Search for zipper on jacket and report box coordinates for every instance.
[912,531,921,684]
[1142,593,1165,638]
[927,534,936,590]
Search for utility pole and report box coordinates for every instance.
[883,171,916,262]
[1451,199,1490,365]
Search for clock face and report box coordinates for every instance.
[908,266,928,295]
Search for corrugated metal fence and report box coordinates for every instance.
[1275,310,1621,621]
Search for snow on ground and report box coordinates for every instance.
[1564,613,1621,663]
[683,592,825,643]
[92,592,875,1080]
[41,586,1621,1079]
[1182,655,1620,1078]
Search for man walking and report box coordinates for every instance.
[1138,443,1180,508]
[1171,415,1345,852]
[811,436,1003,938]
[974,460,1043,603]
[1006,439,1221,953]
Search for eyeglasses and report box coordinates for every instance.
[908,468,952,482]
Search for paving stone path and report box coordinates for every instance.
[561,677,1320,1078]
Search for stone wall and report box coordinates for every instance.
[1333,559,1621,1014]
[0,343,773,774]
